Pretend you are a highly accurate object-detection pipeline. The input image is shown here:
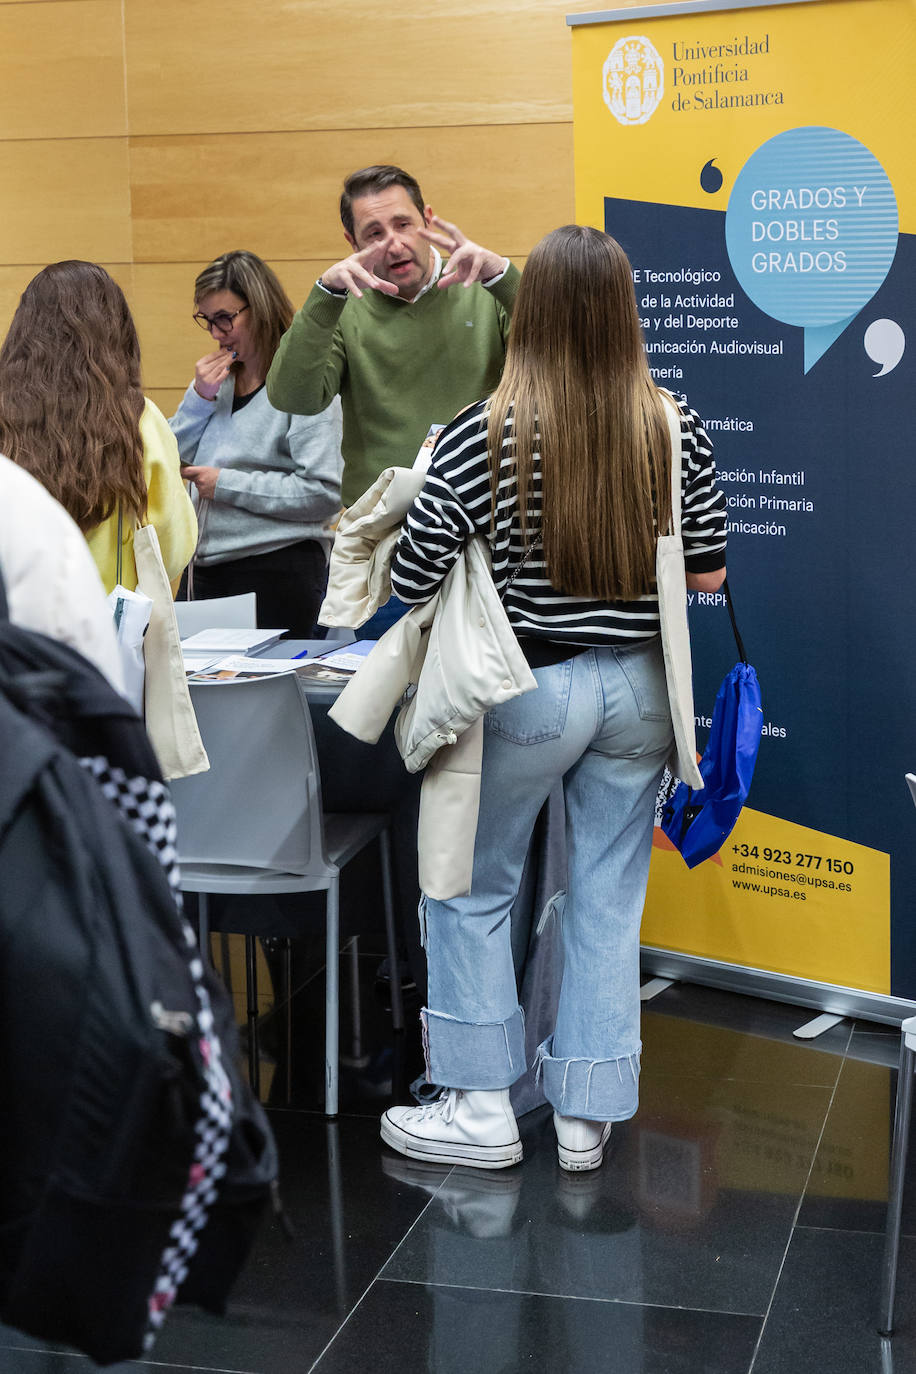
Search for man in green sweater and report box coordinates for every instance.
[266,164,521,508]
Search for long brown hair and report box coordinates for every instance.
[486,226,671,601]
[0,261,146,531]
[193,251,293,377]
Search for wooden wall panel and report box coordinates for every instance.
[146,387,191,420]
[0,1,126,140]
[0,261,133,342]
[129,123,574,265]
[125,0,574,137]
[0,139,132,265]
[0,0,688,424]
[0,266,46,343]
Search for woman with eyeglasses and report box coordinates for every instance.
[170,251,343,635]
[0,260,196,596]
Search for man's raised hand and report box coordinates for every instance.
[420,216,506,289]
[320,243,400,299]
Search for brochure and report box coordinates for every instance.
[188,655,353,686]
[412,423,446,473]
[188,656,297,681]
[180,627,287,655]
[312,640,376,674]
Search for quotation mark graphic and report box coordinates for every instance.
[864,319,905,376]
[700,159,724,194]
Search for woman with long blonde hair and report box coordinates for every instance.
[0,260,196,594]
[380,226,727,1172]
[170,250,342,635]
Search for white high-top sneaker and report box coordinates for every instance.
[381,1089,522,1169]
[553,1112,612,1172]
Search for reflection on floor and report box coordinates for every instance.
[3,947,916,1373]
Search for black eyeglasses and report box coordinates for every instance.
[192,304,248,334]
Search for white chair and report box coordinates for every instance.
[320,626,357,645]
[174,593,257,637]
[877,774,916,1335]
[169,671,404,1116]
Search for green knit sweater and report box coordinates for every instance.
[266,265,521,507]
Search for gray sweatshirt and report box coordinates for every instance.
[168,381,343,566]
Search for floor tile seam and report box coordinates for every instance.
[641,1071,842,1089]
[375,1273,766,1319]
[793,1221,892,1238]
[264,1105,388,1121]
[306,1283,378,1374]
[0,1344,259,1374]
[307,1167,459,1373]
[136,1359,262,1373]
[746,1019,854,1372]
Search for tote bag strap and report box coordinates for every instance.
[657,391,747,664]
[133,520,209,781]
[658,388,682,537]
[654,389,703,790]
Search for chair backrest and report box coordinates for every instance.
[170,673,331,877]
[175,593,258,637]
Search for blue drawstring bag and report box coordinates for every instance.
[661,582,763,868]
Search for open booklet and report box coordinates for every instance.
[187,640,375,683]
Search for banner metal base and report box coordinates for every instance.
[639,946,916,1028]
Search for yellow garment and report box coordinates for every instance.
[86,399,197,594]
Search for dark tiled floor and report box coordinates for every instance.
[2,961,915,1373]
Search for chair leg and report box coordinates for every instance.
[325,878,340,1118]
[245,934,261,1100]
[220,932,233,991]
[879,1037,915,1334]
[349,936,364,1064]
[197,892,210,958]
[379,828,404,1032]
[283,939,293,1106]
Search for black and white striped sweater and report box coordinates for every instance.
[391,396,727,648]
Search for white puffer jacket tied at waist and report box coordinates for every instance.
[318,466,536,900]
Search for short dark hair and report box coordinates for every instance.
[339,165,425,237]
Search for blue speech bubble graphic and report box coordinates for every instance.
[725,127,898,372]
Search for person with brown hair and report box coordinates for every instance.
[0,260,196,595]
[380,226,728,1173]
[266,165,519,511]
[170,250,342,636]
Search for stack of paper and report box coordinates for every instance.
[180,627,288,655]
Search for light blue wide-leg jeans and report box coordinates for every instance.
[422,638,673,1121]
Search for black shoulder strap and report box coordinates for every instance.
[0,560,9,623]
[724,580,749,664]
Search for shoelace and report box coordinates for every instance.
[401,1089,460,1126]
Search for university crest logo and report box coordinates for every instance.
[603,35,664,126]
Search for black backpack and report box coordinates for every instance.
[0,572,277,1366]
